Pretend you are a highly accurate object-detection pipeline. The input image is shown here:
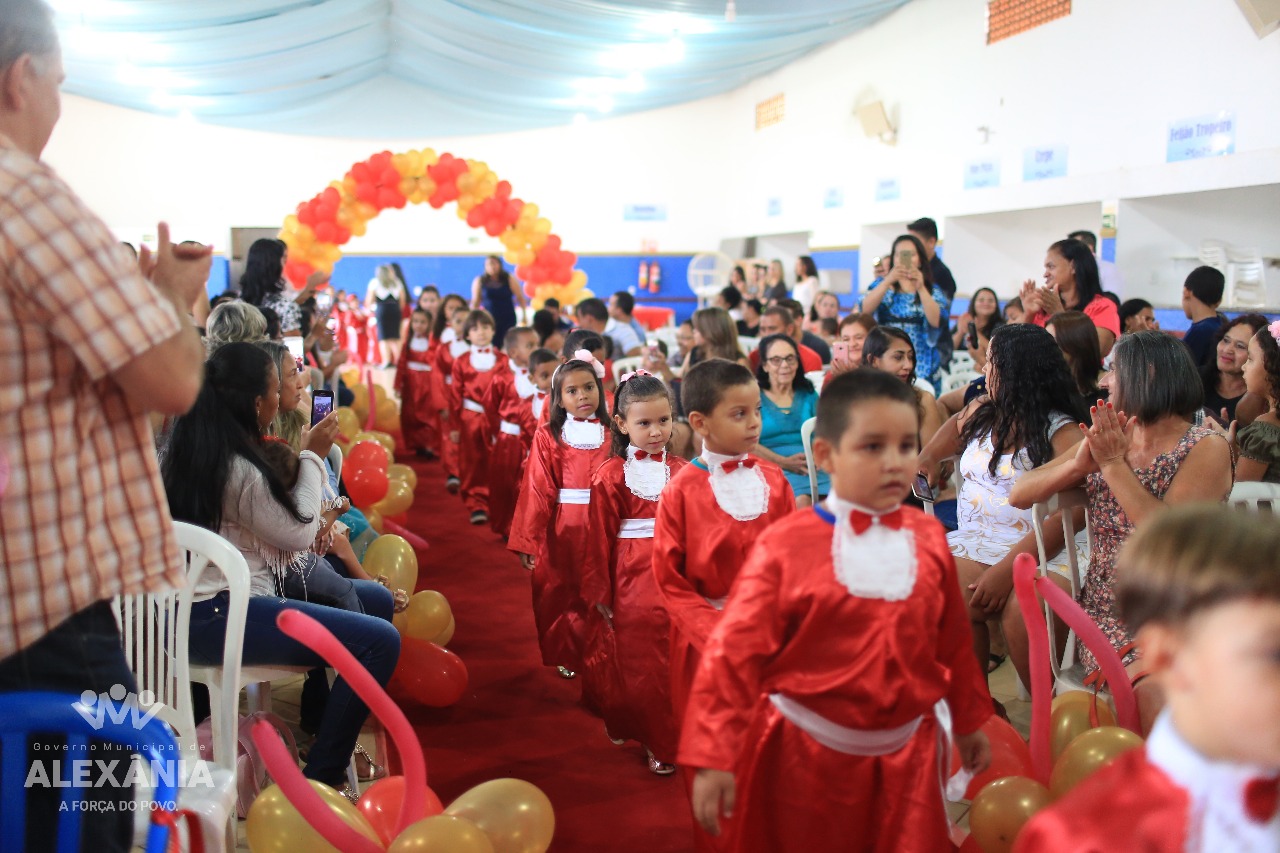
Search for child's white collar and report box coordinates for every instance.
[701,448,767,521]
[825,495,915,601]
[624,445,668,501]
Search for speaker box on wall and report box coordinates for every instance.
[1235,0,1280,37]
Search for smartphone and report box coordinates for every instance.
[967,321,979,349]
[832,340,849,363]
[315,291,333,312]
[284,336,305,362]
[911,473,933,503]
[311,389,334,427]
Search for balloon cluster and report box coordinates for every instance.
[278,150,592,308]
[246,610,553,853]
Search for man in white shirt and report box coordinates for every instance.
[574,297,642,357]
[1069,230,1124,297]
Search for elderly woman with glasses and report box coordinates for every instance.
[751,333,827,507]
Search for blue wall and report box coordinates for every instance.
[809,248,860,310]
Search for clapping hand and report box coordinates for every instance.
[1085,400,1134,468]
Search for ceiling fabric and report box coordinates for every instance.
[51,0,910,138]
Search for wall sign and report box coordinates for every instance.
[823,187,844,209]
[1022,146,1068,181]
[964,158,1000,189]
[874,178,900,202]
[623,204,667,222]
[1167,112,1235,163]
[766,198,782,217]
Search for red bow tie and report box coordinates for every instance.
[848,508,904,536]
[721,458,757,473]
[571,416,599,424]
[1245,776,1280,823]
[473,346,492,353]
[634,450,662,460]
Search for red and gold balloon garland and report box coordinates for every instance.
[278,149,591,307]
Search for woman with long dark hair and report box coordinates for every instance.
[471,255,526,346]
[862,325,944,446]
[1045,310,1103,403]
[239,238,325,335]
[918,324,1087,676]
[861,234,948,393]
[952,286,1004,370]
[162,343,400,794]
[1019,239,1120,357]
[1200,313,1267,424]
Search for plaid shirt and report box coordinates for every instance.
[0,133,185,659]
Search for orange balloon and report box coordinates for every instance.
[445,779,555,853]
[357,775,444,846]
[405,591,452,643]
[968,776,1052,853]
[1049,726,1143,799]
[1049,691,1117,760]
[388,815,494,853]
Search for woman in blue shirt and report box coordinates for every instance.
[861,234,949,393]
[752,334,827,507]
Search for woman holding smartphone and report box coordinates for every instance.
[860,235,949,393]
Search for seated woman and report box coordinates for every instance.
[1118,299,1159,335]
[918,324,1087,680]
[1008,331,1233,732]
[862,326,944,447]
[687,307,750,369]
[1019,239,1120,358]
[752,334,827,507]
[952,286,1004,371]
[163,343,401,795]
[1200,313,1267,425]
[1045,310,1103,406]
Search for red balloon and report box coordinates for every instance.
[356,182,378,204]
[283,260,315,288]
[466,207,485,228]
[347,440,390,472]
[350,162,372,183]
[358,775,444,846]
[322,186,340,206]
[314,222,337,244]
[495,180,512,198]
[966,716,1035,800]
[390,638,468,707]
[347,466,389,508]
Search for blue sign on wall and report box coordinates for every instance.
[823,187,844,209]
[767,198,782,217]
[1022,146,1068,181]
[1167,113,1235,163]
[964,158,1000,189]
[623,204,667,221]
[874,178,900,202]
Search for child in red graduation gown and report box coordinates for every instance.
[432,295,469,493]
[508,352,612,678]
[450,309,507,525]
[683,368,992,853]
[652,359,794,734]
[1016,504,1280,853]
[583,369,689,776]
[535,330,610,428]
[394,308,439,458]
[486,327,540,539]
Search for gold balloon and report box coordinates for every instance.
[433,615,456,647]
[334,406,361,440]
[1050,691,1117,760]
[362,534,418,593]
[341,369,361,388]
[388,815,495,853]
[968,775,1052,853]
[445,779,555,853]
[364,507,385,534]
[405,591,452,642]
[246,780,382,853]
[370,431,397,457]
[373,479,415,517]
[375,398,399,431]
[392,607,409,634]
[1050,726,1142,799]
[387,463,418,490]
[351,385,370,417]
[373,384,388,405]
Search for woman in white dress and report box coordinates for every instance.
[917,323,1089,679]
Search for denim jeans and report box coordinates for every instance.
[187,587,400,786]
[0,602,137,852]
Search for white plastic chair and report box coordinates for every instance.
[1030,489,1094,695]
[114,522,243,851]
[805,370,826,393]
[327,442,343,484]
[1226,246,1268,309]
[943,370,981,394]
[1228,480,1280,510]
[738,336,759,357]
[1198,239,1227,272]
[652,326,680,353]
[611,356,643,386]
[949,351,975,373]
[800,416,819,501]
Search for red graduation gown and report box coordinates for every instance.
[485,365,537,539]
[651,457,794,726]
[1014,748,1188,852]
[582,454,689,763]
[679,507,992,853]
[450,350,508,513]
[394,336,438,454]
[508,424,611,669]
[433,339,467,480]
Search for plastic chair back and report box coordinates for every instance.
[800,416,819,501]
[1229,480,1280,511]
[804,370,825,393]
[1031,488,1092,690]
[327,443,344,485]
[943,370,981,394]
[0,691,178,853]
[737,336,759,357]
[610,356,643,386]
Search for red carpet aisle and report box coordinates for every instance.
[391,455,694,852]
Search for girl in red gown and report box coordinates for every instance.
[431,295,468,493]
[485,328,541,539]
[583,370,687,775]
[450,310,508,524]
[394,308,438,458]
[508,352,611,678]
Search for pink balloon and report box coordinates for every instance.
[383,519,429,551]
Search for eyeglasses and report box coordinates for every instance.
[766,355,798,367]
